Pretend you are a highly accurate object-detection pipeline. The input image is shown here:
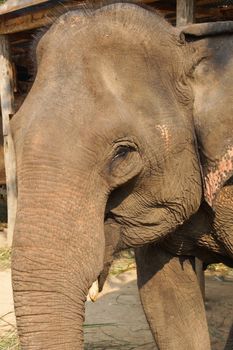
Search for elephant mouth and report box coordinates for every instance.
[223,175,233,187]
[104,210,115,222]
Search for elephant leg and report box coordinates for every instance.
[135,244,211,350]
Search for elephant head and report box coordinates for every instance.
[11,3,233,349]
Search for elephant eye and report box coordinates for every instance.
[113,145,135,161]
[106,141,142,187]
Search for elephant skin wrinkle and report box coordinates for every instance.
[205,146,233,207]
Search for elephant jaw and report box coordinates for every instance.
[204,147,233,258]
[204,146,233,207]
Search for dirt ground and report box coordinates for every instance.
[205,274,233,350]
[0,261,233,350]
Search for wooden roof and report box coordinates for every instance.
[0,0,48,15]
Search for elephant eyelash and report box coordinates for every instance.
[112,145,136,161]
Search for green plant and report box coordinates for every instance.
[0,247,11,269]
[0,330,19,350]
[207,263,233,274]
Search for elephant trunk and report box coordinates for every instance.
[12,161,106,349]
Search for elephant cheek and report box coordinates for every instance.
[204,147,233,207]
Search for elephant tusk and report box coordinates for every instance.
[88,280,99,302]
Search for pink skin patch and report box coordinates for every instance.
[205,146,233,207]
[156,125,170,151]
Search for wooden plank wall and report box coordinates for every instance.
[0,0,49,16]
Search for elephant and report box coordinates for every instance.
[9,2,233,350]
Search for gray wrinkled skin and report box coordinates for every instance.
[6,3,233,350]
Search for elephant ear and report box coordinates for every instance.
[181,22,233,208]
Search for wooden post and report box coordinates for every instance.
[176,0,195,26]
[0,35,17,247]
[176,0,205,299]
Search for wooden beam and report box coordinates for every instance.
[0,7,53,34]
[0,35,17,246]
[0,0,49,16]
[0,1,82,35]
[0,0,156,35]
[176,0,195,26]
